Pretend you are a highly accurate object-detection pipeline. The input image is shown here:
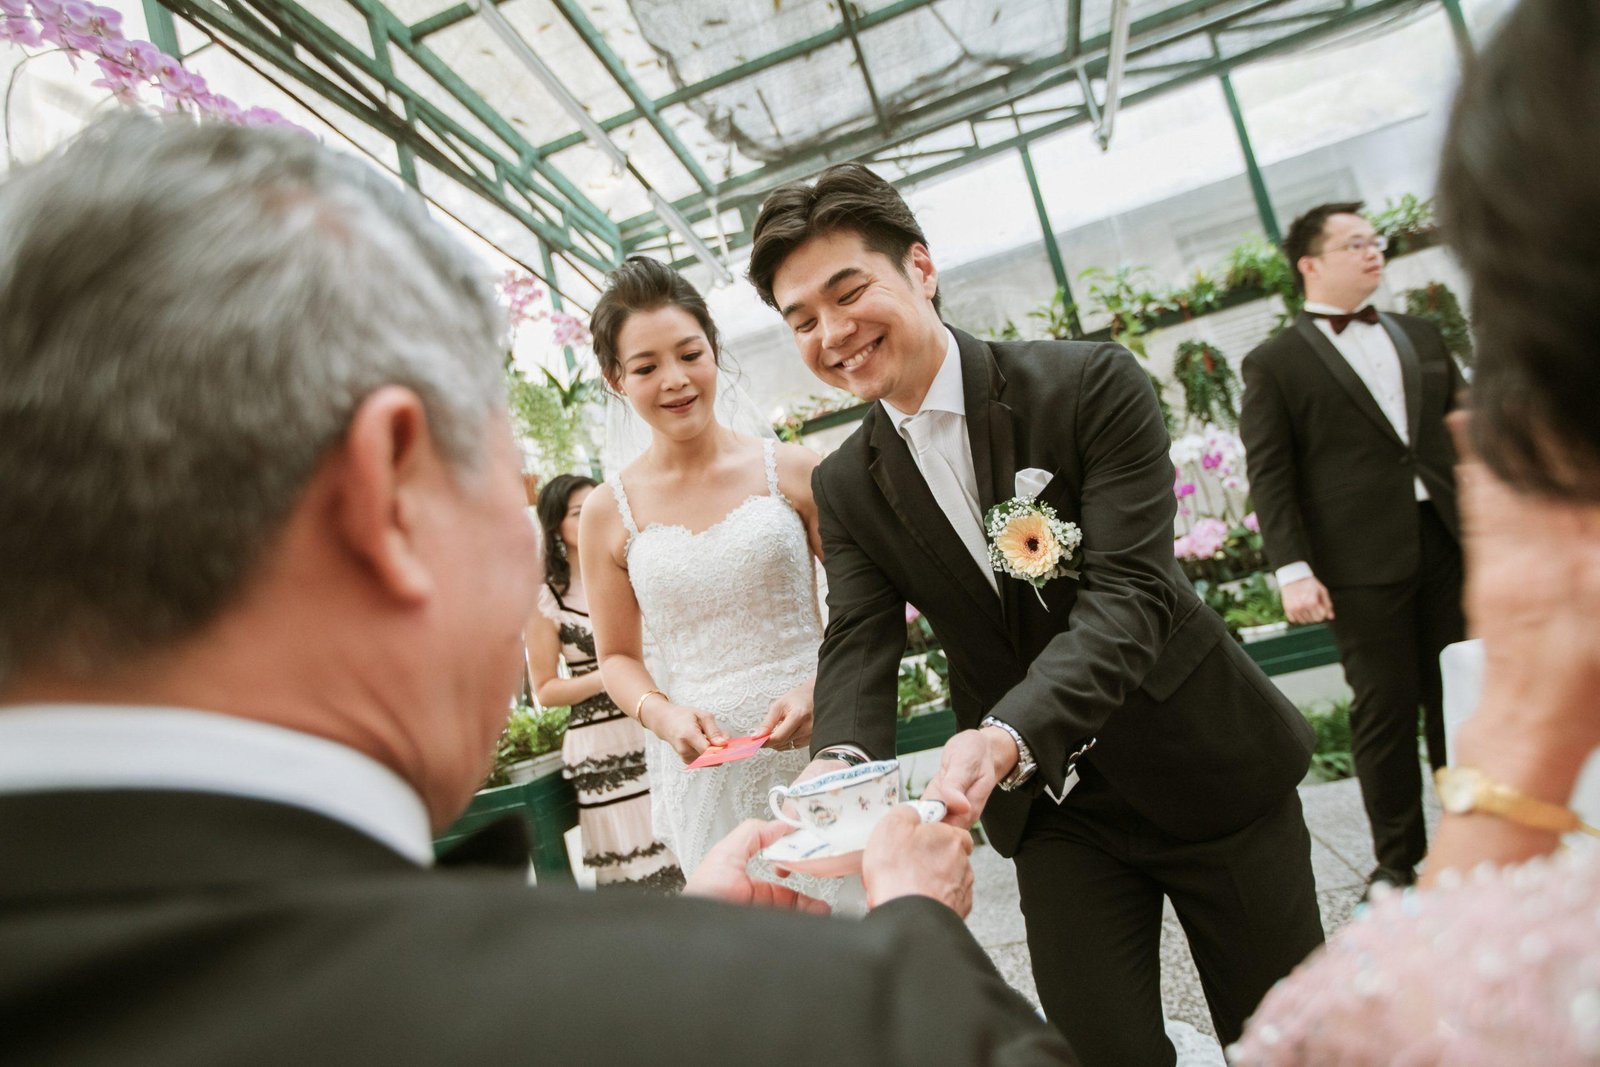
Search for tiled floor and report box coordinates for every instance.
[966,774,1441,1042]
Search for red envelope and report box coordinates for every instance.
[686,732,771,769]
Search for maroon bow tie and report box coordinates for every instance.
[1309,305,1380,334]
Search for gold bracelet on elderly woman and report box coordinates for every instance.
[634,688,667,721]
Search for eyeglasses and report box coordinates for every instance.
[1319,235,1388,256]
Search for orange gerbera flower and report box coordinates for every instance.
[994,512,1062,579]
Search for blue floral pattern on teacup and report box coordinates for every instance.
[769,759,901,838]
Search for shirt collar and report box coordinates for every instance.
[883,328,964,430]
[0,704,436,866]
[1303,300,1375,317]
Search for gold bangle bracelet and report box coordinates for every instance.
[634,688,667,721]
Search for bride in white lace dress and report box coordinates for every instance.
[580,258,825,879]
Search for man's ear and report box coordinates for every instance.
[906,242,939,300]
[333,385,440,603]
[1296,255,1318,288]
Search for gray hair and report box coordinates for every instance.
[0,115,508,686]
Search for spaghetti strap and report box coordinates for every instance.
[761,437,781,498]
[609,474,640,538]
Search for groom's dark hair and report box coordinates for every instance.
[747,163,940,313]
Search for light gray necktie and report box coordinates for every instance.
[902,412,998,594]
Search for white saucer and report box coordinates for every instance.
[761,799,947,878]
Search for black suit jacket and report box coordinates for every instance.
[1239,312,1464,588]
[0,789,1073,1065]
[811,330,1314,856]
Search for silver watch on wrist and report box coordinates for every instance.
[813,744,871,767]
[980,716,1037,791]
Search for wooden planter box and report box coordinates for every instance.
[433,767,578,884]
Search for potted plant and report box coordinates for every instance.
[896,657,946,720]
[1402,282,1473,368]
[487,702,570,787]
[1369,194,1438,257]
[1223,573,1289,641]
[1171,340,1241,430]
[1163,269,1224,321]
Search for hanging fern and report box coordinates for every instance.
[1172,340,1240,429]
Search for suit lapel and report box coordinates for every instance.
[1379,312,1423,444]
[867,404,1007,634]
[955,329,1022,636]
[1294,313,1405,447]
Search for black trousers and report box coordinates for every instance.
[1326,501,1465,872]
[1012,768,1324,1066]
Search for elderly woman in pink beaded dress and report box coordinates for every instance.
[1231,1,1600,1063]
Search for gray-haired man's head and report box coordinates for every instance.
[0,115,509,691]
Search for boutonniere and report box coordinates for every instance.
[984,470,1082,608]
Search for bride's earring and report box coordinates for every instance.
[555,539,568,560]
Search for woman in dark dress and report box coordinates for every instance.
[526,474,683,891]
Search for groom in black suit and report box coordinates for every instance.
[0,118,1072,1066]
[750,165,1324,1065]
[1240,203,1466,896]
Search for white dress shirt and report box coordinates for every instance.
[883,329,998,594]
[1276,302,1428,589]
[0,704,436,865]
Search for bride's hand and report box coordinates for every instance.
[642,702,728,763]
[760,679,815,752]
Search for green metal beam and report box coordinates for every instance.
[366,14,418,189]
[157,0,619,272]
[1438,0,1473,63]
[539,240,579,375]
[1019,143,1080,336]
[342,0,619,241]
[223,0,615,239]
[1219,67,1280,244]
[622,0,1296,243]
[624,0,1420,255]
[546,0,717,195]
[536,0,945,156]
[838,0,891,136]
[141,0,181,55]
[1068,0,1082,58]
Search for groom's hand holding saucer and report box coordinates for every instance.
[922,726,1020,829]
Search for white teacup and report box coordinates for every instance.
[768,759,900,846]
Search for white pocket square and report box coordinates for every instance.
[1015,467,1053,500]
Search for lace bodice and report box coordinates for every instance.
[609,438,824,879]
[612,438,822,727]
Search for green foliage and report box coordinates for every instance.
[1402,282,1474,368]
[1301,697,1355,782]
[770,389,859,442]
[1164,269,1224,320]
[987,319,1024,342]
[1080,266,1166,356]
[1149,372,1178,437]
[1027,287,1082,340]
[1222,572,1285,630]
[1171,340,1240,429]
[897,658,943,720]
[506,367,595,478]
[485,702,570,787]
[1221,235,1295,298]
[1369,193,1437,244]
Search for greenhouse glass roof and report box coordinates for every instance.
[152,0,1436,294]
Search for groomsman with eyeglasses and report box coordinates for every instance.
[1240,202,1468,898]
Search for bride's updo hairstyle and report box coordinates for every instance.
[589,256,723,390]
